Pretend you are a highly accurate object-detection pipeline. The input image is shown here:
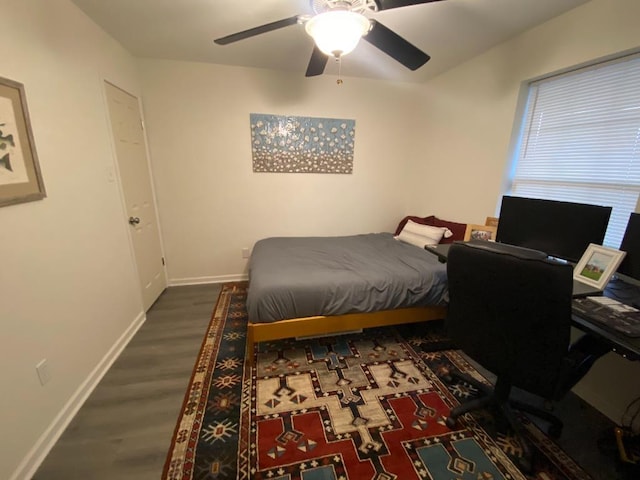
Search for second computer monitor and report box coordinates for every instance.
[617,213,640,281]
[496,196,612,263]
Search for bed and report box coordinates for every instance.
[246,221,463,354]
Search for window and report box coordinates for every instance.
[507,53,640,248]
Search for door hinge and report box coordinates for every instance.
[161,257,165,266]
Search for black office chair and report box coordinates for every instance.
[443,241,587,472]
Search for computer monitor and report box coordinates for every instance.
[617,213,640,281]
[495,196,612,263]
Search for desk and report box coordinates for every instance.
[572,279,640,360]
[425,243,451,264]
[425,242,640,361]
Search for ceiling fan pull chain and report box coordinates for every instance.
[337,56,344,85]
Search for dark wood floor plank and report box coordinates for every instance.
[34,284,221,480]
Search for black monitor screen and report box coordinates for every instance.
[495,196,612,263]
[618,213,640,281]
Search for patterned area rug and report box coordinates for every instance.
[163,282,593,480]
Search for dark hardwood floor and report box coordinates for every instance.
[34,284,629,479]
[34,284,221,480]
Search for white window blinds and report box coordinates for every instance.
[510,53,640,248]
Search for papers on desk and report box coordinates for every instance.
[572,296,640,337]
[587,296,639,313]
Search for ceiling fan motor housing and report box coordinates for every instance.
[311,0,379,15]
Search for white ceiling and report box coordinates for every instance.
[71,0,590,83]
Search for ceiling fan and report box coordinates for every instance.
[214,0,443,77]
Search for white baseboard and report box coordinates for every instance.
[168,273,248,286]
[10,311,147,480]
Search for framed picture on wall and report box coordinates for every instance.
[0,76,46,207]
[464,224,497,242]
[573,244,626,289]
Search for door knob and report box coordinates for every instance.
[128,216,141,225]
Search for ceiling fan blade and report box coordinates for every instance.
[375,0,444,10]
[305,45,329,77]
[214,16,299,45]
[364,20,430,70]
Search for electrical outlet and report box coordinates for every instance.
[242,248,250,259]
[36,359,52,386]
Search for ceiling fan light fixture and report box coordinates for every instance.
[305,10,370,58]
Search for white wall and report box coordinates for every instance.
[405,0,640,422]
[139,61,423,284]
[1,1,145,479]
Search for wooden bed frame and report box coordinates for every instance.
[247,305,447,363]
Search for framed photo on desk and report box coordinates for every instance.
[574,243,626,289]
[485,216,499,227]
[464,224,497,242]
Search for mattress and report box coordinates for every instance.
[247,232,448,323]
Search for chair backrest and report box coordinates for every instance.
[446,241,574,399]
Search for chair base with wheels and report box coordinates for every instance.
[444,368,564,473]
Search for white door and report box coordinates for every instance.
[105,81,166,311]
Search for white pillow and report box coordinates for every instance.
[402,220,451,244]
[395,230,433,248]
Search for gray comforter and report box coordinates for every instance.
[247,232,448,323]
